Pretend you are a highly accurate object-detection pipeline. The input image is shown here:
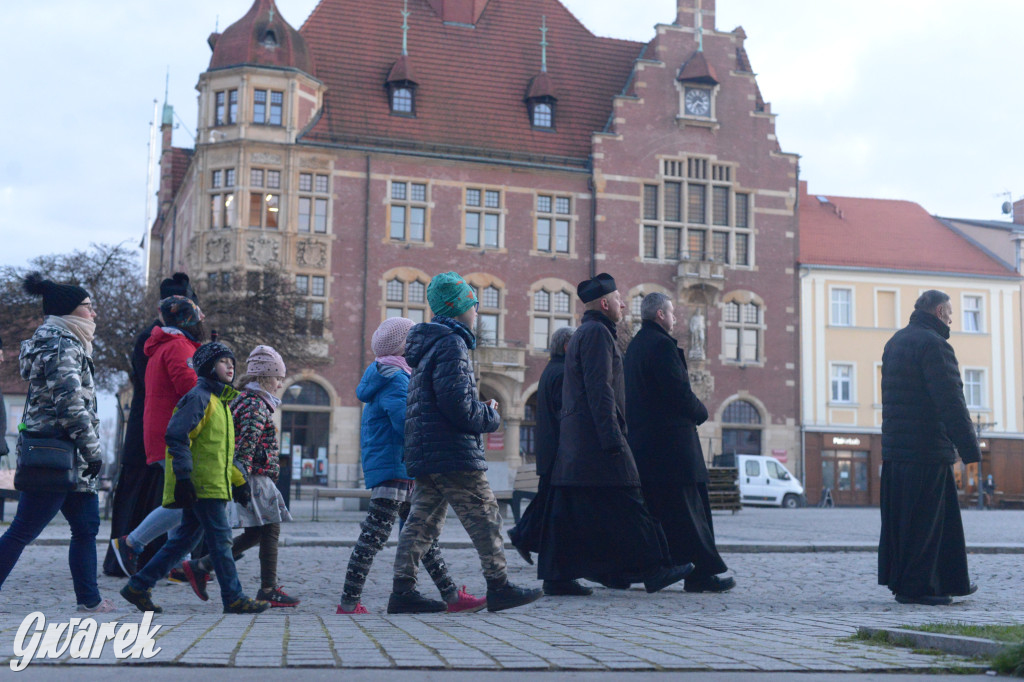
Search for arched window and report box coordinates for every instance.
[385,276,428,323]
[281,381,332,489]
[721,399,762,456]
[721,293,765,364]
[531,288,573,351]
[282,381,330,406]
[392,87,413,113]
[531,102,553,128]
[472,284,502,346]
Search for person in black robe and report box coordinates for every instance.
[103,274,198,577]
[536,273,693,593]
[878,290,979,605]
[508,326,591,596]
[624,293,733,593]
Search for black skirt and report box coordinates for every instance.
[508,477,550,556]
[537,485,671,583]
[647,482,727,579]
[878,460,972,597]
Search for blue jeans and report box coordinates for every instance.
[128,498,244,606]
[0,491,101,607]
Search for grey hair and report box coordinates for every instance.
[640,292,672,321]
[549,326,575,357]
[914,290,950,313]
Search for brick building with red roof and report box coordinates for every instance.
[149,0,802,492]
[798,181,1024,506]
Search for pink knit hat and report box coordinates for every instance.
[371,317,415,357]
[247,345,286,378]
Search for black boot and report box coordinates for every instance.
[684,575,736,593]
[643,563,695,593]
[543,580,593,596]
[387,589,447,614]
[486,581,544,612]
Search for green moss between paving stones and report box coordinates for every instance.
[902,622,1024,643]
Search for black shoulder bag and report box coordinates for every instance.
[13,386,77,493]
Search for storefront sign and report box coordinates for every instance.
[831,436,861,446]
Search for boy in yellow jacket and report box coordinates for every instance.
[121,342,269,614]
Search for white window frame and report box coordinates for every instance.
[830,287,854,327]
[961,293,984,334]
[830,362,855,404]
[963,368,986,409]
[873,288,899,329]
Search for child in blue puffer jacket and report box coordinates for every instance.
[337,318,484,614]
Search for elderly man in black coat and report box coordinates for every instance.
[509,326,592,596]
[878,290,980,606]
[624,293,734,593]
[536,273,693,594]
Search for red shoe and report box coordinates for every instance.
[182,560,211,601]
[337,603,370,614]
[447,586,487,613]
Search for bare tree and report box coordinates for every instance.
[0,243,148,392]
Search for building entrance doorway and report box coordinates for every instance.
[280,381,332,503]
[821,449,870,505]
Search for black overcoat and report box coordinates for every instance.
[881,310,980,465]
[624,320,710,487]
[533,356,565,478]
[550,310,639,487]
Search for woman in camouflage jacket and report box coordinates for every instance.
[0,273,114,612]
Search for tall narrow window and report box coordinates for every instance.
[831,364,854,403]
[215,89,238,125]
[536,194,571,253]
[722,300,763,363]
[389,181,428,242]
[298,172,330,233]
[209,168,236,229]
[831,288,853,326]
[472,284,502,346]
[964,369,985,408]
[531,288,573,351]
[963,295,983,333]
[465,188,502,249]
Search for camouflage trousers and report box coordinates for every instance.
[392,470,507,591]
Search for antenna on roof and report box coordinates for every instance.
[540,15,549,72]
[215,15,219,32]
[269,6,274,22]
[164,68,170,103]
[401,0,410,56]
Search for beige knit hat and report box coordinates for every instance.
[371,317,415,357]
[247,345,286,378]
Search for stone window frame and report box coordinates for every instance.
[252,88,284,126]
[717,394,767,457]
[533,192,575,256]
[387,179,431,245]
[209,168,237,230]
[528,278,576,354]
[381,267,431,325]
[465,273,508,348]
[641,157,754,267]
[297,171,330,234]
[214,89,238,126]
[247,166,283,230]
[462,187,506,252]
[719,290,766,367]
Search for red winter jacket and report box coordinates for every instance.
[143,326,200,465]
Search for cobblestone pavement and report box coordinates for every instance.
[1,536,1019,672]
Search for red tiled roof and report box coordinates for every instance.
[170,148,194,197]
[525,71,557,100]
[678,50,718,85]
[386,55,417,84]
[299,0,644,163]
[209,0,314,74]
[799,182,1017,277]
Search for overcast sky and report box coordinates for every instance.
[2,0,1022,270]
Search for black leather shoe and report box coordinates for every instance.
[543,580,593,596]
[966,583,979,595]
[486,582,544,612]
[894,593,953,606]
[643,563,695,594]
[684,575,736,593]
[387,590,447,614]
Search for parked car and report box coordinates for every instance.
[713,453,805,508]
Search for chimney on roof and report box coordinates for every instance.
[676,0,715,30]
[426,0,490,26]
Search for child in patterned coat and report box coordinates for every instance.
[182,345,299,607]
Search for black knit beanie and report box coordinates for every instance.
[192,342,235,380]
[23,272,90,316]
[160,272,198,303]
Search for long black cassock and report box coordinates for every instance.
[877,310,978,598]
[624,319,727,581]
[102,321,167,577]
[537,310,672,584]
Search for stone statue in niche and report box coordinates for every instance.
[247,236,280,265]
[688,368,714,402]
[296,239,327,269]
[205,236,232,265]
[688,308,706,360]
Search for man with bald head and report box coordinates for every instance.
[536,273,693,595]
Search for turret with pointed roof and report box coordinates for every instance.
[208,0,314,75]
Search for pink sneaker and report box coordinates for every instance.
[337,603,370,614]
[447,586,487,613]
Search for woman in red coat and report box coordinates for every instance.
[110,296,204,576]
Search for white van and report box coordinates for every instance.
[714,454,805,508]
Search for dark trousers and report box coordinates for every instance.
[128,498,244,606]
[198,523,281,590]
[0,490,101,607]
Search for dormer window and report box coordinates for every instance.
[390,85,415,115]
[261,30,278,49]
[530,101,554,128]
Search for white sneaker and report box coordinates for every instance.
[78,597,117,613]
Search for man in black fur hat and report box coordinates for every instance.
[536,273,694,594]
